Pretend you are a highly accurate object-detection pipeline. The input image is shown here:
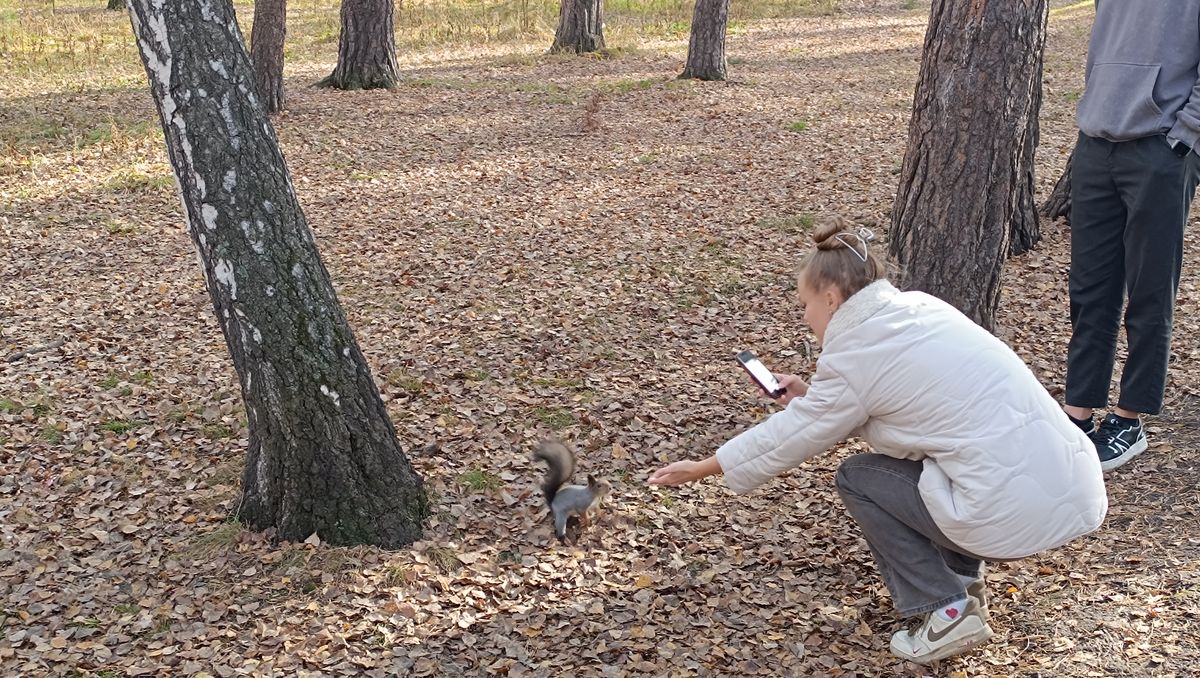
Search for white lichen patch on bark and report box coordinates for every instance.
[201,204,219,232]
[221,91,241,151]
[223,169,236,192]
[320,385,341,407]
[213,258,238,300]
[239,219,265,254]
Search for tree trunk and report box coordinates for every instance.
[1041,144,1075,225]
[550,0,605,54]
[889,0,1049,331]
[680,0,729,81]
[127,0,429,548]
[318,0,398,90]
[1009,59,1043,257]
[106,0,126,10]
[250,0,287,114]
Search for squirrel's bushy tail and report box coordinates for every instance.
[533,440,575,507]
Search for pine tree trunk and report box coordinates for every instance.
[1041,144,1074,225]
[106,0,126,10]
[889,0,1049,331]
[550,0,605,54]
[1010,61,1043,257]
[127,0,429,548]
[250,0,287,114]
[318,0,398,90]
[680,0,728,81]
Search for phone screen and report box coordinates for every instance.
[737,351,783,395]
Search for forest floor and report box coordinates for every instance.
[2,0,1199,676]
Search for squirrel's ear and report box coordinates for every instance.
[587,474,597,484]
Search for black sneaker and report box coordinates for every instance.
[1092,413,1147,472]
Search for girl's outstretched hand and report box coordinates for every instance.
[648,456,722,486]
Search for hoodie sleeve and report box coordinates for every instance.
[715,359,868,494]
[1170,25,1200,149]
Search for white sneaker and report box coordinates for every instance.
[890,598,994,664]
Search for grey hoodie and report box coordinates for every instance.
[1077,0,1200,149]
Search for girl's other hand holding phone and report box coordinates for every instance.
[773,373,808,405]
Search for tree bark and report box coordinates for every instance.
[250,0,287,114]
[1009,59,1043,256]
[318,0,398,90]
[680,0,729,81]
[127,0,429,548]
[889,0,1049,331]
[106,0,126,10]
[1041,144,1075,225]
[550,0,605,54]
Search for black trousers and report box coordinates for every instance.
[1066,132,1200,415]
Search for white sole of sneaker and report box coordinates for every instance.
[890,625,995,665]
[1100,437,1148,472]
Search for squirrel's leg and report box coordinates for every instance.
[578,511,590,528]
[554,511,569,543]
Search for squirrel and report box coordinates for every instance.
[532,440,611,544]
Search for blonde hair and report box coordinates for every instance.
[797,217,887,298]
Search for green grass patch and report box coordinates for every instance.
[760,213,815,234]
[100,419,137,434]
[201,423,235,439]
[186,521,243,558]
[787,119,810,132]
[99,374,120,389]
[102,166,174,193]
[102,217,139,236]
[385,369,425,395]
[533,405,574,430]
[41,423,63,443]
[602,77,658,94]
[113,603,140,616]
[0,397,19,414]
[460,468,501,492]
[424,546,463,574]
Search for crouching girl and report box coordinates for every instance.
[649,219,1107,664]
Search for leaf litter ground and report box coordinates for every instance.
[1,2,1198,676]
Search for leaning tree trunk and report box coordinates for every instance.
[550,0,605,54]
[127,0,429,548]
[250,0,287,114]
[889,0,1049,331]
[1041,143,1075,225]
[1009,59,1043,256]
[318,0,398,90]
[680,0,729,81]
[106,0,125,10]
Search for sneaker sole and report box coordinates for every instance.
[891,624,995,665]
[1100,437,1148,472]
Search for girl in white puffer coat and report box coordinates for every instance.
[649,218,1108,665]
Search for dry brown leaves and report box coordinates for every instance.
[1,1,1198,676]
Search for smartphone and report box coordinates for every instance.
[736,350,787,399]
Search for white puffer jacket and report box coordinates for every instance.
[715,280,1108,559]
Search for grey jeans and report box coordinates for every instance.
[835,453,982,617]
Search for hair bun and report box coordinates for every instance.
[813,216,853,251]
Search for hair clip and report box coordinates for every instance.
[833,227,874,263]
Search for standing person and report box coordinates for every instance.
[1064,0,1200,471]
[649,219,1108,665]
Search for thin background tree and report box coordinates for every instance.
[250,0,287,113]
[318,0,399,89]
[680,0,730,81]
